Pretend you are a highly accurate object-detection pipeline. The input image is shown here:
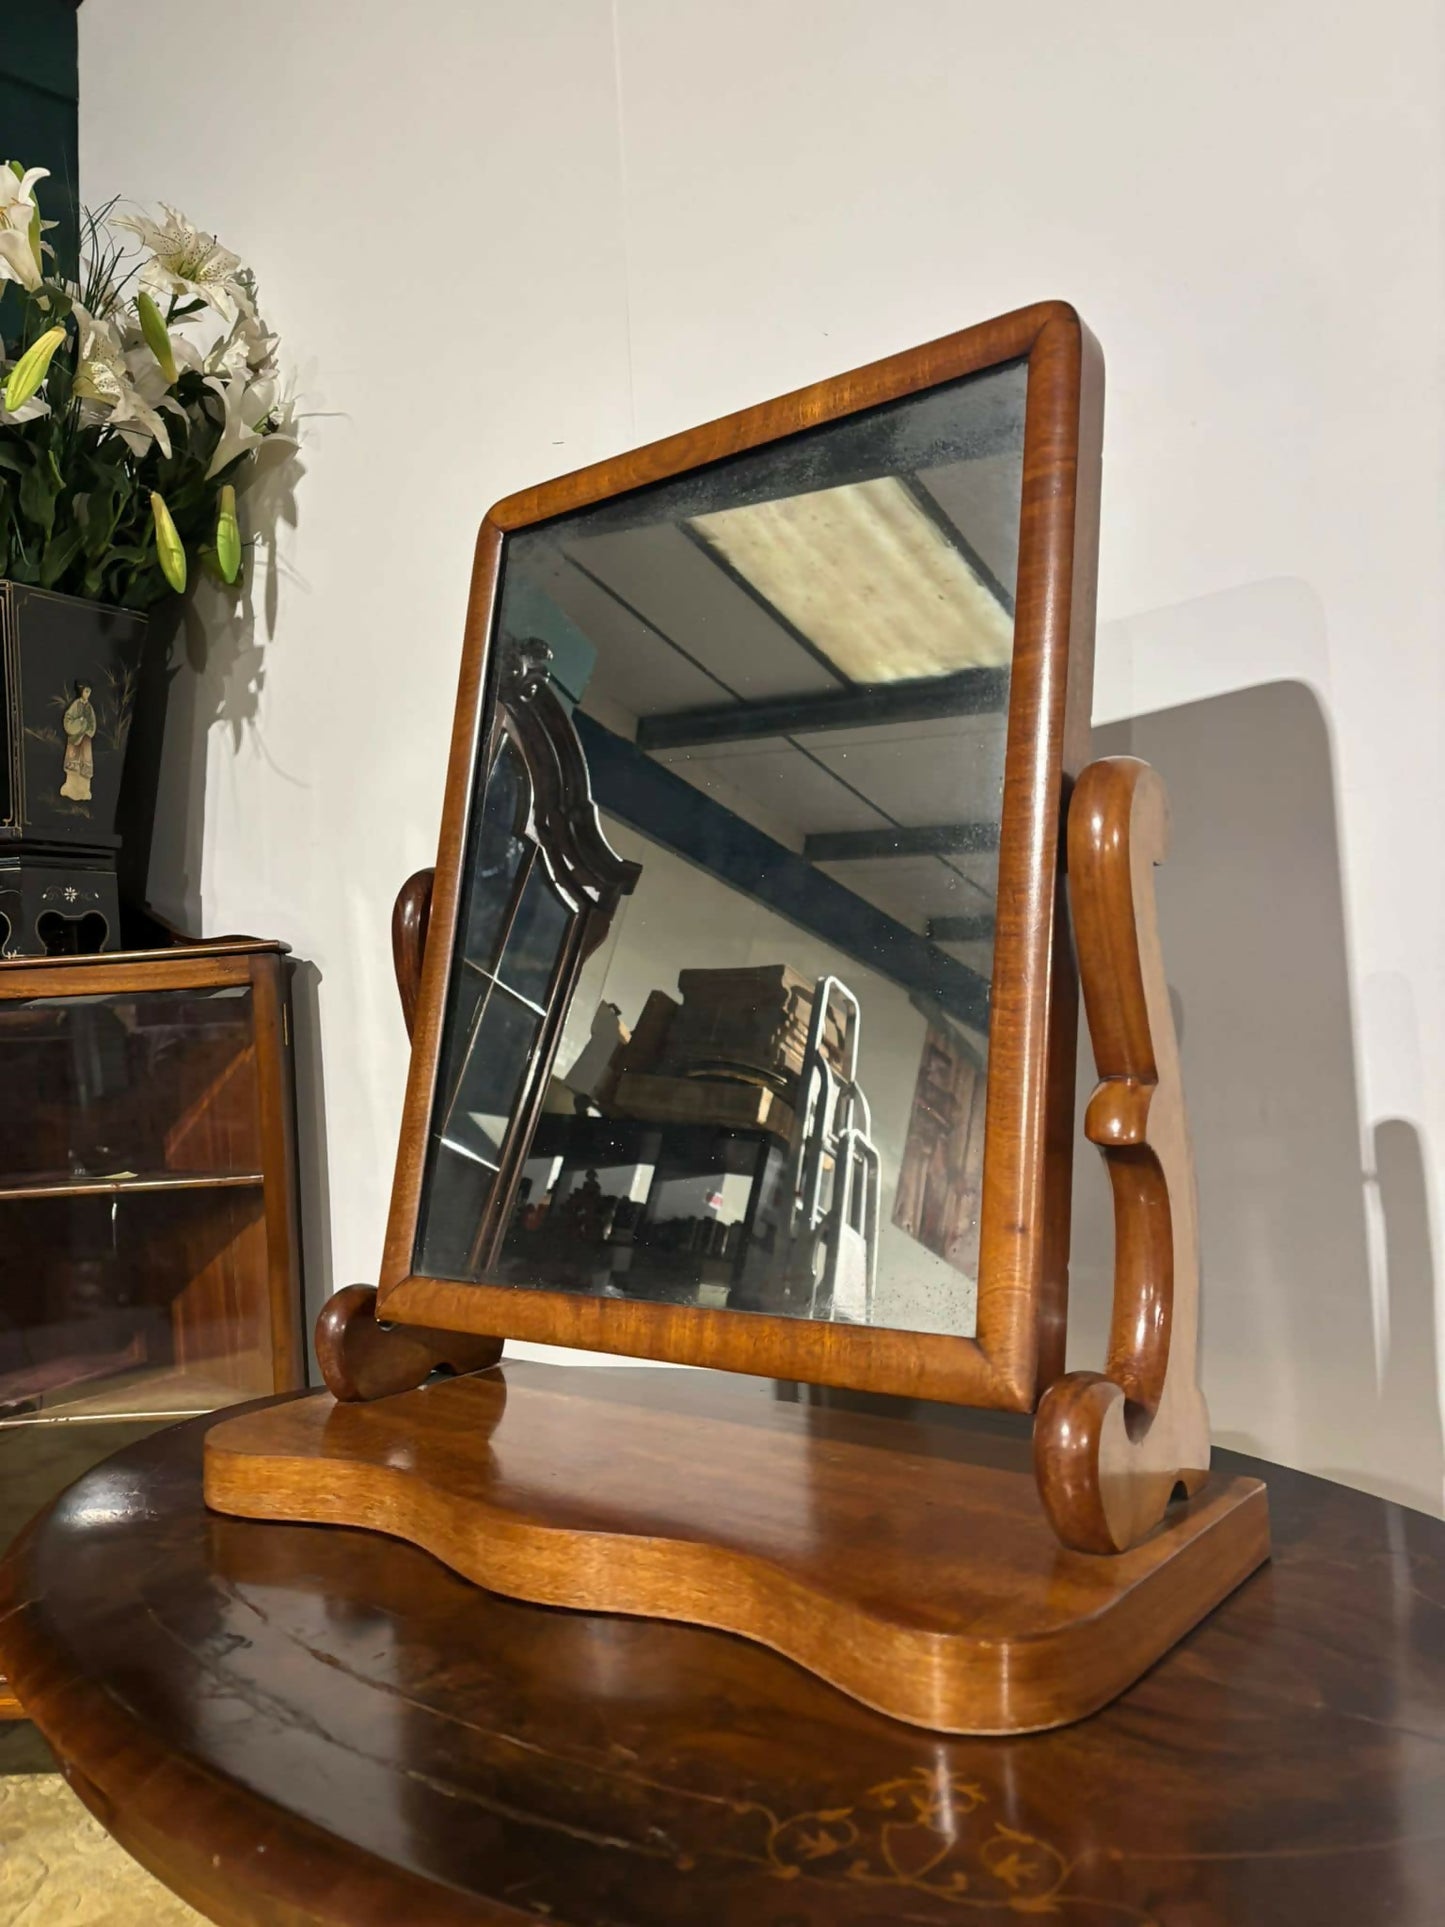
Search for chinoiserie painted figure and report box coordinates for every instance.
[60,682,97,802]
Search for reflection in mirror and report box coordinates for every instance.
[417,358,1028,1338]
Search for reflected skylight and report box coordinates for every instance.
[690,476,1013,686]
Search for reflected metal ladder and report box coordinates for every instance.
[775,975,881,1324]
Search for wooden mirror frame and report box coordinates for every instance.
[376,300,1103,1414]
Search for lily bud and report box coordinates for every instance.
[215,484,241,584]
[137,291,178,384]
[150,492,187,594]
[4,325,65,412]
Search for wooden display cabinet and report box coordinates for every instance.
[0,938,304,1716]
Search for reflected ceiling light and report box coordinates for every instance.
[690,476,1012,685]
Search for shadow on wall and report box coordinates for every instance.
[121,453,332,1345]
[1068,681,1444,1517]
[124,450,305,937]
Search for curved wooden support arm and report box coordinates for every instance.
[392,868,434,1041]
[317,1286,503,1402]
[1034,756,1210,1553]
[315,867,505,1400]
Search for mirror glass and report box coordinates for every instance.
[417,357,1028,1339]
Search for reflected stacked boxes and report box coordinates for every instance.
[605,965,847,1140]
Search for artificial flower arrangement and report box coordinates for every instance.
[0,161,295,610]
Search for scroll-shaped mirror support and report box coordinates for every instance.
[391,867,434,1041]
[1034,756,1210,1553]
[317,867,506,1401]
[316,1281,503,1402]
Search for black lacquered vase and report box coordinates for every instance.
[0,582,150,956]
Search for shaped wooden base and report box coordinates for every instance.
[205,1360,1268,1735]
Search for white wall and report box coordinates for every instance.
[80,1,1445,1508]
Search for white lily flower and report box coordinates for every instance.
[114,277,277,394]
[71,302,173,460]
[252,386,300,474]
[224,319,279,379]
[114,204,251,322]
[114,304,192,391]
[202,370,262,476]
[0,165,48,291]
[121,341,190,431]
[193,300,280,383]
[202,368,297,479]
[126,305,207,381]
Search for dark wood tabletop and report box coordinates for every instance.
[2,1381,1444,1927]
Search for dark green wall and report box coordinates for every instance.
[0,0,79,285]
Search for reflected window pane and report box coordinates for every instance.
[459,736,529,971]
[420,987,542,1277]
[447,988,541,1167]
[497,862,571,1010]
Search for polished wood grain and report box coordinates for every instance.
[0,1417,173,1723]
[1035,757,1213,1553]
[390,868,433,1042]
[0,947,265,999]
[205,1361,1266,1734]
[0,935,286,975]
[378,301,1103,1415]
[5,1396,1442,1925]
[315,1284,503,1401]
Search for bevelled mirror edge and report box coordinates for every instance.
[376,300,1102,1415]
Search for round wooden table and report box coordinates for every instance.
[3,1390,1444,1926]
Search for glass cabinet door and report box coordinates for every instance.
[0,981,276,1422]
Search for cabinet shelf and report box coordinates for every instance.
[0,1170,265,1202]
[0,1357,274,1427]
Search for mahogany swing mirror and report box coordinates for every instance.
[209,302,1270,1735]
[378,301,1098,1411]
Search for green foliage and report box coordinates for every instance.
[0,187,291,612]
[0,295,251,608]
